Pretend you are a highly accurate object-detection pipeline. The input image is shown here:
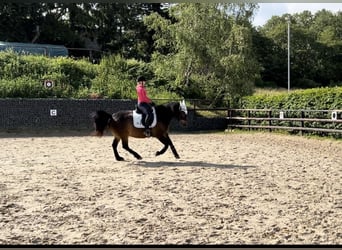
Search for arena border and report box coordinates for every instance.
[0,98,227,135]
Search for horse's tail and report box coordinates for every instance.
[91,110,113,137]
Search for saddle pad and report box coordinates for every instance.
[133,107,157,128]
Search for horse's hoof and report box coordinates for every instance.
[156,151,161,156]
[116,157,125,161]
[175,155,180,159]
[136,156,142,160]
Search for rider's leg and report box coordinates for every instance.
[138,103,151,137]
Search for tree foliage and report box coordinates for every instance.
[145,3,259,106]
[0,3,341,103]
[0,3,167,60]
[255,10,342,89]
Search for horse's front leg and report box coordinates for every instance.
[156,134,180,159]
[112,137,124,161]
[156,136,169,156]
[122,138,142,160]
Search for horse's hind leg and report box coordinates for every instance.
[112,137,124,161]
[156,134,180,159]
[122,138,142,160]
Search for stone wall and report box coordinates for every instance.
[0,99,227,133]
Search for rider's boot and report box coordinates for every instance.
[143,114,151,137]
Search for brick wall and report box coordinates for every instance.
[0,99,227,133]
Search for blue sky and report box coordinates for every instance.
[252,3,342,27]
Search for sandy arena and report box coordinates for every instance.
[0,132,341,245]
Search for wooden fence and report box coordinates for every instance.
[226,109,342,137]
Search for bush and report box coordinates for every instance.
[90,55,136,99]
[0,51,98,98]
[90,54,180,100]
[0,51,185,101]
[0,51,50,79]
[0,76,69,98]
[241,87,342,110]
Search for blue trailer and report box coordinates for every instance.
[0,41,68,57]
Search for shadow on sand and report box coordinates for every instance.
[133,160,256,170]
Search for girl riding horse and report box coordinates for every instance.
[91,100,188,161]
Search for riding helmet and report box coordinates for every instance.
[137,76,146,82]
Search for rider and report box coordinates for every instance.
[136,76,153,137]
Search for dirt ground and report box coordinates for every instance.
[0,131,341,245]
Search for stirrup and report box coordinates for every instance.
[144,129,151,137]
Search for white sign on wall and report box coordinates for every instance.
[50,109,57,116]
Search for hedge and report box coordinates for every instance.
[240,87,342,137]
[241,87,342,110]
[0,51,181,100]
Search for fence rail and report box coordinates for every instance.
[226,109,342,136]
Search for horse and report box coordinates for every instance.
[91,100,188,161]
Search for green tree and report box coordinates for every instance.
[89,3,168,61]
[257,10,342,89]
[0,3,43,42]
[312,10,342,85]
[145,3,259,106]
[0,3,169,61]
[0,3,87,47]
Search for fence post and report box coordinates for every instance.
[301,111,305,136]
[268,110,272,132]
[227,108,231,131]
[247,110,251,131]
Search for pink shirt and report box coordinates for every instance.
[136,84,151,104]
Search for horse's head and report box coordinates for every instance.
[91,110,113,136]
[161,100,188,127]
[178,100,188,126]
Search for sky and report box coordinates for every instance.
[252,3,342,27]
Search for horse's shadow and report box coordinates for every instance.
[133,160,256,170]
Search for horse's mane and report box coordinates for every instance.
[154,102,180,125]
[160,101,180,111]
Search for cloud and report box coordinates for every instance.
[253,3,342,27]
[286,3,342,14]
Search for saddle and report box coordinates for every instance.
[133,107,157,128]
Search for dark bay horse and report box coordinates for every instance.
[91,101,188,161]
